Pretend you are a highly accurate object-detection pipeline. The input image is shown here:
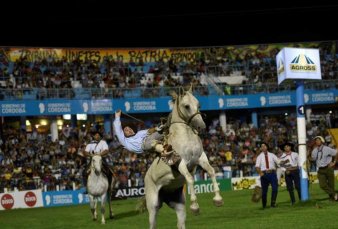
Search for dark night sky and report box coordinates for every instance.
[1,1,338,48]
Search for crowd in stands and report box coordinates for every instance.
[0,41,337,100]
[0,41,337,193]
[0,112,335,193]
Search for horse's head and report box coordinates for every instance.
[171,86,206,130]
[91,155,103,176]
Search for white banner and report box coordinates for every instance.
[0,189,43,210]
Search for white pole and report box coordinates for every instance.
[296,81,309,200]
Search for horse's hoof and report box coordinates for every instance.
[213,199,224,207]
[110,214,115,219]
[190,206,200,215]
[101,221,106,225]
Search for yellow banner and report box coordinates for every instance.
[2,41,333,64]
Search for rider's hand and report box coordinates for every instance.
[155,124,165,133]
[115,109,122,118]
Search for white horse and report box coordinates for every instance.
[145,86,223,229]
[87,155,114,224]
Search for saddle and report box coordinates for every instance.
[160,144,181,166]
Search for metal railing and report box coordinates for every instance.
[0,80,337,100]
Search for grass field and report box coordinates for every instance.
[1,184,338,229]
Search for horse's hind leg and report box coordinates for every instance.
[145,177,160,229]
[174,203,186,229]
[107,173,115,219]
[198,152,223,207]
[107,190,114,219]
[178,160,199,215]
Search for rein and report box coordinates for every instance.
[90,156,103,176]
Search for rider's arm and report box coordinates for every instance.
[82,150,90,157]
[113,111,127,145]
[100,149,109,157]
[99,140,109,157]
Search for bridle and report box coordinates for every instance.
[170,93,204,131]
[90,155,102,175]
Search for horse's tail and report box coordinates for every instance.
[135,196,147,214]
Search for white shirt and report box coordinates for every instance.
[255,152,279,171]
[113,116,148,154]
[85,140,108,154]
[279,152,299,168]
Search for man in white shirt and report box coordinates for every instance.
[279,142,300,205]
[113,109,166,155]
[81,130,112,194]
[255,142,279,208]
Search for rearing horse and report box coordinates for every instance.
[145,86,223,229]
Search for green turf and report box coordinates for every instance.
[1,184,338,229]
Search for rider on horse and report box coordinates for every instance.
[81,130,113,194]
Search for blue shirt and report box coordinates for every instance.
[113,116,148,154]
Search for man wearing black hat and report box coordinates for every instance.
[255,142,280,208]
[310,136,338,201]
[81,130,113,194]
[279,142,301,205]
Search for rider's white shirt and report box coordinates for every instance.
[85,140,108,154]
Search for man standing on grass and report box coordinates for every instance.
[255,142,280,208]
[310,136,338,201]
[279,142,301,205]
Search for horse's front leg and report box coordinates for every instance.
[198,152,223,207]
[178,160,199,215]
[89,195,97,221]
[100,194,107,224]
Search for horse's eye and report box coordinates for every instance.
[185,105,190,109]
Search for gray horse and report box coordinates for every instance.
[87,155,114,224]
[145,86,223,229]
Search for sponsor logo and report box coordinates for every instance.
[24,191,37,207]
[124,101,131,112]
[1,194,14,209]
[187,182,221,194]
[218,98,224,108]
[115,187,145,197]
[277,59,284,75]
[289,54,316,72]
